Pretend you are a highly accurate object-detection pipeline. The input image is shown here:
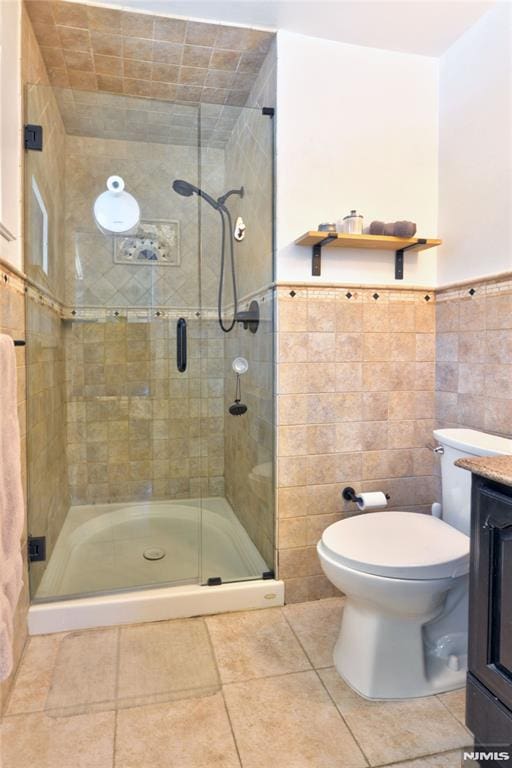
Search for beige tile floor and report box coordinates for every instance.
[1,598,473,768]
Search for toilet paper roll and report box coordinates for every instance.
[356,491,388,511]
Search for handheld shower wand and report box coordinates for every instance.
[172,179,223,211]
[172,179,244,333]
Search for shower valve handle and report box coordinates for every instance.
[177,318,187,373]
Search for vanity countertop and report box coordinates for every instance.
[455,455,512,488]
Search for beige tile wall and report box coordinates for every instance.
[276,286,438,602]
[63,133,225,311]
[65,317,225,505]
[223,40,275,300]
[222,44,276,570]
[24,55,67,303]
[436,276,512,435]
[62,129,228,505]
[23,8,70,598]
[0,270,28,713]
[26,296,69,594]
[0,5,61,708]
[22,2,50,87]
[224,288,274,569]
[25,0,274,105]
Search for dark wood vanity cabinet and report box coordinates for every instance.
[467,474,512,752]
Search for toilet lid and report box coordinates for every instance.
[321,512,470,580]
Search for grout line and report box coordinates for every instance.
[281,605,471,768]
[313,667,371,768]
[371,745,473,768]
[112,709,118,768]
[220,688,244,768]
[111,625,121,767]
[202,616,223,686]
[202,617,243,765]
[279,607,370,767]
[436,690,471,730]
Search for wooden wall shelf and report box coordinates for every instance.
[294,232,442,279]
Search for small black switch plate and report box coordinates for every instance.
[24,124,43,151]
[28,536,46,562]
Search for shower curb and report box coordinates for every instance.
[28,580,284,635]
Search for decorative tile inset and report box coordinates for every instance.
[114,220,180,266]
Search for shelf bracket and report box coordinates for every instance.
[312,235,337,276]
[395,238,426,280]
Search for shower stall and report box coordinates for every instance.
[23,79,279,632]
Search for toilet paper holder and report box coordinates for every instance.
[342,487,390,504]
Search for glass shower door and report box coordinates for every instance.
[198,103,275,586]
[25,84,209,601]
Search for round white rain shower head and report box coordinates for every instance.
[93,175,140,235]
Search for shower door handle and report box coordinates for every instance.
[177,318,187,373]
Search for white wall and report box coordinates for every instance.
[275,30,439,285]
[0,0,22,271]
[438,3,512,285]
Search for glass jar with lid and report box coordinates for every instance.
[337,210,364,234]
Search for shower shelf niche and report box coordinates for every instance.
[295,231,442,279]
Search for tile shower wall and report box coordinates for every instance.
[224,288,274,568]
[26,296,68,593]
[24,81,67,304]
[436,276,512,435]
[23,13,70,598]
[63,132,227,504]
[223,40,275,300]
[222,44,276,569]
[0,272,28,712]
[64,133,224,310]
[276,286,437,602]
[25,0,274,105]
[65,317,225,504]
[0,5,63,706]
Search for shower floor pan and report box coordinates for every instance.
[29,497,283,635]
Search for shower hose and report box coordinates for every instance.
[218,206,238,333]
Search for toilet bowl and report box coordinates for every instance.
[317,511,469,699]
[317,428,512,700]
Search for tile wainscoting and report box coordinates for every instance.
[0,267,28,712]
[436,275,512,435]
[275,285,437,603]
[26,294,69,594]
[275,275,512,603]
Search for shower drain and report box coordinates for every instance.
[143,547,166,561]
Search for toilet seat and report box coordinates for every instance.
[321,511,469,580]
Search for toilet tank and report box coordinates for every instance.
[433,428,512,535]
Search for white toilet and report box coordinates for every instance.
[317,428,512,700]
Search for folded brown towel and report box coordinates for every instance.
[393,221,417,238]
[369,221,385,235]
[369,220,417,238]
